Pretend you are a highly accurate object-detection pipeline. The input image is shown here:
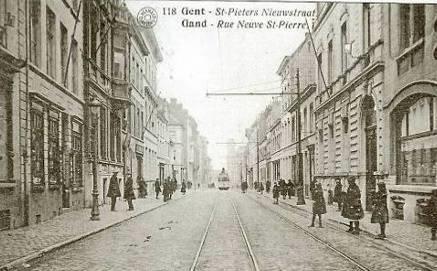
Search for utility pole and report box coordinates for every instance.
[296,68,306,205]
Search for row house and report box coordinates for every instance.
[83,0,129,206]
[157,100,170,184]
[245,122,258,188]
[0,0,85,229]
[312,3,437,223]
[277,36,317,198]
[381,4,437,223]
[166,98,210,186]
[311,3,386,211]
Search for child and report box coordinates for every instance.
[309,183,327,228]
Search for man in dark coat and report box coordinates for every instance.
[163,181,169,202]
[333,178,343,211]
[309,183,326,228]
[342,176,364,234]
[154,179,161,199]
[287,179,294,199]
[124,174,136,211]
[107,172,121,211]
[279,179,287,200]
[371,182,389,239]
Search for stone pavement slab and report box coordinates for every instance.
[257,191,437,256]
[0,192,189,270]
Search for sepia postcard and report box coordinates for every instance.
[0,0,436,270]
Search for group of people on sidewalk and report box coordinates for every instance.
[329,177,388,239]
[154,177,187,202]
[257,179,296,201]
[260,175,389,239]
[105,171,188,212]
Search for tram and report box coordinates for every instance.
[217,168,230,190]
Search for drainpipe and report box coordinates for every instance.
[23,0,30,226]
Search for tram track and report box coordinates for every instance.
[190,194,260,271]
[248,193,436,271]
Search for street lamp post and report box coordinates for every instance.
[89,98,101,221]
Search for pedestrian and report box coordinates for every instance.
[272,182,280,204]
[287,179,294,199]
[429,189,437,240]
[259,182,264,194]
[309,182,326,228]
[327,184,334,205]
[266,179,271,193]
[333,178,343,211]
[124,174,135,211]
[342,176,364,235]
[279,179,287,200]
[154,178,161,199]
[168,178,173,200]
[163,181,169,202]
[107,171,121,211]
[137,176,147,198]
[181,180,187,195]
[371,182,389,239]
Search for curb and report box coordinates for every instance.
[0,194,189,271]
[266,193,437,260]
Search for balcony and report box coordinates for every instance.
[111,78,131,110]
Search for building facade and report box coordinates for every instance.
[0,0,86,229]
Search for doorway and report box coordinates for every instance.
[363,96,377,211]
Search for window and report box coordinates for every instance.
[141,111,144,140]
[113,51,124,79]
[100,20,106,72]
[115,116,121,162]
[291,116,296,142]
[341,22,348,73]
[31,105,44,189]
[137,108,140,137]
[400,4,425,51]
[327,40,333,84]
[60,23,68,87]
[72,40,78,93]
[48,111,60,185]
[90,5,98,62]
[0,0,7,48]
[363,3,371,50]
[46,7,56,78]
[309,103,314,133]
[30,0,41,66]
[100,107,107,159]
[71,121,83,187]
[303,108,308,134]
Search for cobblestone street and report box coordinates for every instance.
[4,190,436,271]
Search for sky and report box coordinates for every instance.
[126,0,315,170]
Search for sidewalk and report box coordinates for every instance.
[258,192,437,256]
[0,192,188,270]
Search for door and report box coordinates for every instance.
[363,95,377,211]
